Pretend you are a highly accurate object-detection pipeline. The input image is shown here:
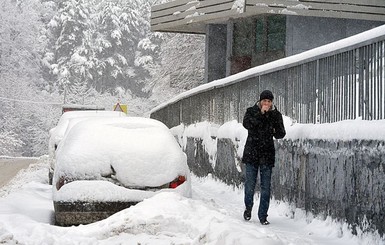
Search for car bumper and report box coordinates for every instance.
[54,201,138,226]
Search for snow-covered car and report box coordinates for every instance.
[52,117,191,226]
[48,110,126,184]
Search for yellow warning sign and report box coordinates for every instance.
[113,103,127,114]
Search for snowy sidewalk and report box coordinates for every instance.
[0,158,383,245]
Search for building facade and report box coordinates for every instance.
[151,0,385,83]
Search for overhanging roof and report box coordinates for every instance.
[151,0,385,34]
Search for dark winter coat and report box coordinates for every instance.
[242,103,286,166]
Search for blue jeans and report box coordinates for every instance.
[244,163,273,222]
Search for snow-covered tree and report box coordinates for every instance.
[46,0,92,92]
[0,0,206,156]
[0,0,54,156]
[65,79,96,104]
[0,0,45,87]
[44,0,163,97]
[89,0,158,96]
[0,131,23,156]
[161,33,205,90]
[147,33,205,105]
[24,104,61,156]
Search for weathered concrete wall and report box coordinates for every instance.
[286,16,384,56]
[185,138,214,178]
[184,137,385,237]
[205,24,227,83]
[274,139,385,236]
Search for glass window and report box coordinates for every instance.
[255,15,286,53]
[267,16,286,51]
[255,19,265,53]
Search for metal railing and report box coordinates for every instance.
[151,25,385,128]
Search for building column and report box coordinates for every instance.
[205,24,227,83]
[226,21,234,77]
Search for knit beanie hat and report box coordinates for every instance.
[259,90,274,101]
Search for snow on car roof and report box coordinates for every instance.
[51,111,126,140]
[53,117,188,196]
[48,111,126,153]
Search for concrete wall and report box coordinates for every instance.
[205,24,227,83]
[286,16,384,55]
[184,137,385,237]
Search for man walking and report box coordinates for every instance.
[242,90,286,225]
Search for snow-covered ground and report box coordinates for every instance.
[0,156,383,245]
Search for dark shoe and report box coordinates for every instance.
[243,209,251,221]
[260,219,270,225]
